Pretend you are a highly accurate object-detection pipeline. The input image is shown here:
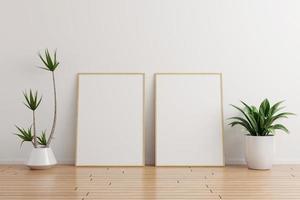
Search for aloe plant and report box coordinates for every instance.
[229,99,294,136]
[15,49,59,148]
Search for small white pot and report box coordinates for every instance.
[245,135,274,170]
[26,147,57,169]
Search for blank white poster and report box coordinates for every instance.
[76,73,144,166]
[155,73,224,166]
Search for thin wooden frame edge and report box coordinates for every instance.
[154,72,225,167]
[78,72,145,75]
[75,72,145,167]
[155,72,222,75]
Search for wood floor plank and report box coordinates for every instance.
[0,165,300,199]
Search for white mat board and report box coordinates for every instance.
[155,73,224,166]
[76,73,144,166]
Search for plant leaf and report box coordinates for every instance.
[269,124,289,134]
[37,131,47,146]
[22,90,42,110]
[229,99,294,136]
[38,49,59,71]
[14,125,33,147]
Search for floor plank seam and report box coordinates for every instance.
[291,174,295,178]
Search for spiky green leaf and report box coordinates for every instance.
[14,126,33,147]
[38,49,59,71]
[37,131,47,146]
[23,90,42,111]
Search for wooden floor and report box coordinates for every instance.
[0,165,300,199]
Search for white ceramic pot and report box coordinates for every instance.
[26,147,57,169]
[245,135,274,170]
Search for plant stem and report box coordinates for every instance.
[32,111,37,148]
[46,71,57,147]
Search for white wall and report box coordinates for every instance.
[0,0,300,165]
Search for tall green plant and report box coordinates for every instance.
[15,49,59,148]
[38,49,59,147]
[229,99,294,136]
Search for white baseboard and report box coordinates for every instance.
[273,160,300,164]
[1,159,300,166]
[226,158,300,165]
[0,159,74,165]
[225,159,246,165]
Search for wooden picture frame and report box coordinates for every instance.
[155,73,225,166]
[76,73,145,166]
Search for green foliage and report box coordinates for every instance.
[229,99,294,136]
[23,90,42,111]
[15,49,59,148]
[15,126,33,146]
[15,126,48,147]
[39,49,59,71]
[37,131,47,146]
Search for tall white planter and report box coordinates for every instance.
[26,147,57,169]
[245,135,274,170]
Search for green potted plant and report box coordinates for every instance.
[15,49,59,169]
[229,99,294,170]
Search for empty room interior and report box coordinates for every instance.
[1,0,300,199]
